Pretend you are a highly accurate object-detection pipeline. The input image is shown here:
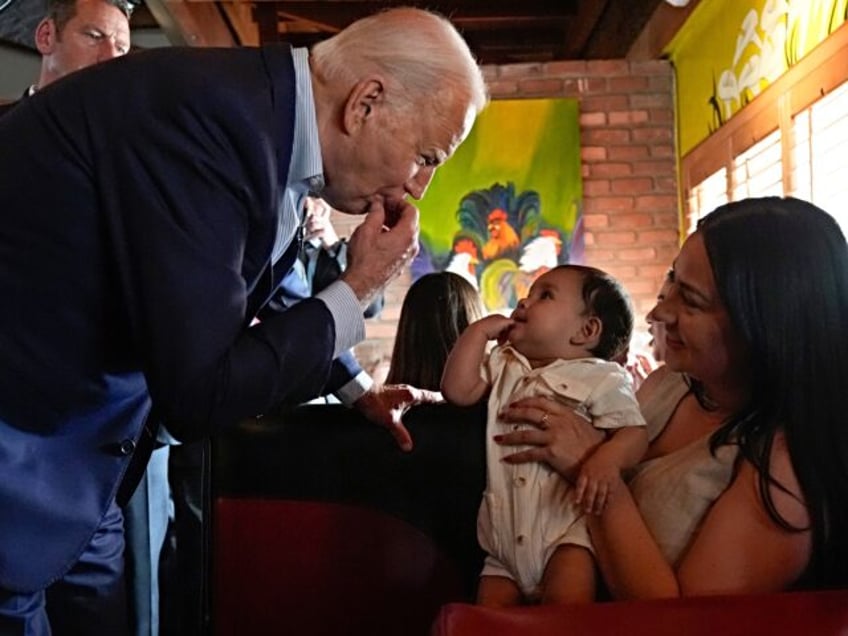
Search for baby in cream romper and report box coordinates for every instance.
[442,265,647,606]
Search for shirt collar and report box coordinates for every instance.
[290,47,324,193]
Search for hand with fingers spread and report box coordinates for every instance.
[496,396,606,482]
[353,383,443,452]
[341,197,419,311]
[498,396,648,514]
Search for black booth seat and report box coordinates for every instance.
[211,402,488,636]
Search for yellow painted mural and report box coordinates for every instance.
[666,0,848,156]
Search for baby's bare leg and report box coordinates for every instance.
[539,544,596,604]
[476,575,523,607]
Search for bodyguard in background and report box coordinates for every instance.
[0,1,173,634]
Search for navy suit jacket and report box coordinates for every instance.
[0,45,338,592]
[0,101,18,116]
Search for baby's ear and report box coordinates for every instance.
[573,315,602,348]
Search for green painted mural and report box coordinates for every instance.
[666,0,848,156]
[412,98,583,313]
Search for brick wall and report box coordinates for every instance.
[333,58,680,381]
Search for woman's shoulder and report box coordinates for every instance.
[635,365,673,402]
[710,431,812,586]
[759,431,809,529]
[636,365,681,403]
[727,431,808,527]
[635,367,692,442]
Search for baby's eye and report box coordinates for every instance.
[540,290,553,299]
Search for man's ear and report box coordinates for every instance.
[571,316,602,348]
[35,18,56,56]
[342,77,384,134]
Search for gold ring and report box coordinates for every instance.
[540,412,550,428]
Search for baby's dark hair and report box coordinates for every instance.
[560,264,634,361]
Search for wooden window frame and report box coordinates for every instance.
[680,21,848,222]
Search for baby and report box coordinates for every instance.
[442,264,647,606]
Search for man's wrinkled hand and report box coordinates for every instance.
[353,383,443,452]
[341,197,419,310]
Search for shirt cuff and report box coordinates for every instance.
[334,370,374,406]
[315,280,365,357]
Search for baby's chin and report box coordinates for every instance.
[505,337,530,356]
[501,325,520,345]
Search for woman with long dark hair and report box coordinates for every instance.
[495,197,848,594]
[386,271,485,391]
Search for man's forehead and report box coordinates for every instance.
[424,103,477,162]
[74,0,130,23]
[450,104,477,152]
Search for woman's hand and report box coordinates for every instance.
[496,396,605,481]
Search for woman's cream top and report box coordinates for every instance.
[629,372,739,566]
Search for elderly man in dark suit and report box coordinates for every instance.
[0,6,488,633]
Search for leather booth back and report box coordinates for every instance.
[211,403,487,635]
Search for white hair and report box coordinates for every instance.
[311,7,488,117]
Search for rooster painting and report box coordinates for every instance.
[457,183,540,262]
[410,98,583,315]
[413,182,578,313]
[445,235,481,290]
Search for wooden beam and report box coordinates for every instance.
[581,0,665,58]
[463,26,569,64]
[219,2,259,46]
[244,0,577,50]
[190,0,577,21]
[253,3,280,42]
[627,0,701,60]
[463,25,568,50]
[561,0,610,59]
[275,9,343,33]
[144,0,236,46]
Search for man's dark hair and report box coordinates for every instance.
[46,0,133,32]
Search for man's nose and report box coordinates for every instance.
[405,166,435,200]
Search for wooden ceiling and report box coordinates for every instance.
[1,0,696,65]
[244,0,663,65]
[143,0,693,64]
